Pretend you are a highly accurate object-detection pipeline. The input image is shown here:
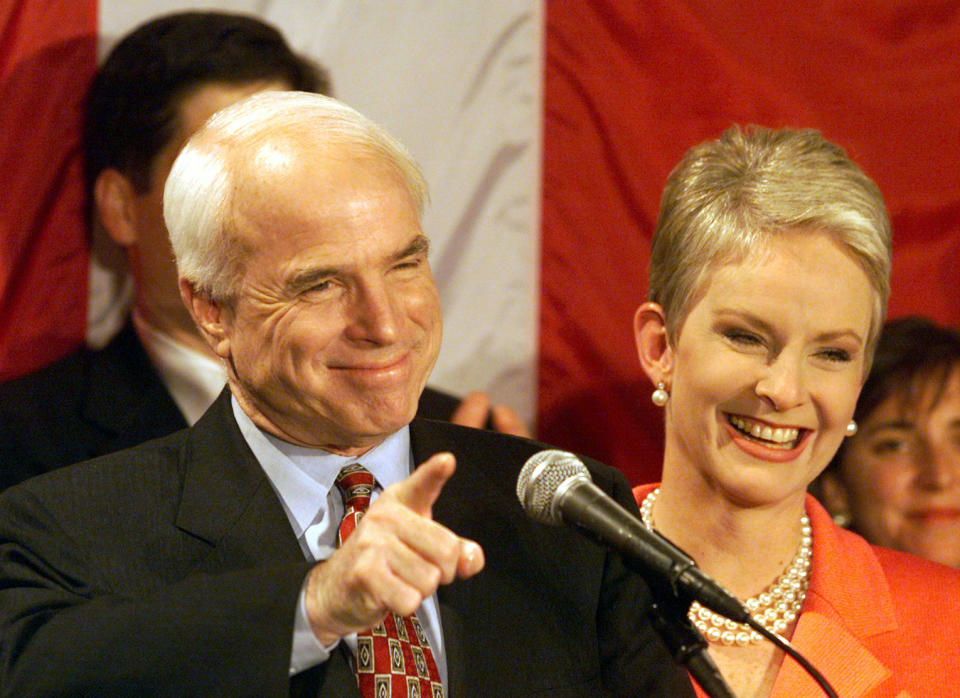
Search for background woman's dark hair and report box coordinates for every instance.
[83,11,330,201]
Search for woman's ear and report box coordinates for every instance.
[633,301,673,387]
[94,168,139,246]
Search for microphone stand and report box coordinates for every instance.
[647,582,735,698]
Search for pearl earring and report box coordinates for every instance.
[651,381,669,407]
[832,511,852,528]
[845,420,858,437]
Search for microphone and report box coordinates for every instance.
[516,449,749,625]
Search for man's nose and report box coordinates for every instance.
[345,281,401,345]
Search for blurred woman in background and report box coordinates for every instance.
[817,315,960,568]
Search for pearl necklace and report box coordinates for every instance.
[639,487,811,646]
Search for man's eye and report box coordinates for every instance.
[298,280,334,297]
[394,258,421,271]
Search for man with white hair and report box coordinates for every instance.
[0,91,692,697]
[0,10,527,492]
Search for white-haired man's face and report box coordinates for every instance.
[190,141,442,455]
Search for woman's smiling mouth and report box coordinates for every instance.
[727,414,804,450]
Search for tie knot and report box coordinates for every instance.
[336,463,375,512]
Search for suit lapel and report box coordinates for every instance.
[177,392,363,697]
[773,611,891,697]
[410,419,466,695]
[174,390,303,566]
[436,600,466,697]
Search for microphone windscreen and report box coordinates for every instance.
[516,449,590,525]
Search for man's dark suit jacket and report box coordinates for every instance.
[0,322,463,489]
[0,391,693,697]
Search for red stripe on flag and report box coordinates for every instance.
[0,0,97,381]
[540,1,960,484]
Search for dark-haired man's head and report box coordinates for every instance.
[85,11,328,197]
[86,11,329,351]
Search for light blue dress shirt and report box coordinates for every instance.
[230,398,447,687]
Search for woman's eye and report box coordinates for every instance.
[870,438,908,456]
[818,348,852,363]
[723,329,762,346]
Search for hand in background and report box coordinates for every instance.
[450,391,532,438]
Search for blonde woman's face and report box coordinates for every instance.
[660,230,873,509]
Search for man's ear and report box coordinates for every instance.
[633,302,673,387]
[179,278,232,359]
[94,168,139,246]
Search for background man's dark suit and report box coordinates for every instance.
[0,391,692,697]
[0,323,463,489]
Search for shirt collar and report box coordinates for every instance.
[231,396,412,538]
[132,309,226,424]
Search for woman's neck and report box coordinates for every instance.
[649,470,808,599]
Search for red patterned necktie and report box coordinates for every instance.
[335,463,444,698]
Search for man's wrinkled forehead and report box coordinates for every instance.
[224,143,419,259]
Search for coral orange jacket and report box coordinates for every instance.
[633,484,960,697]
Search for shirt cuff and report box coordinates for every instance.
[289,581,340,676]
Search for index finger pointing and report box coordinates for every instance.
[387,452,456,517]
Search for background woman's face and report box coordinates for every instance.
[838,369,960,567]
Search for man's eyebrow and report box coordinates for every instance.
[287,266,338,294]
[394,234,430,261]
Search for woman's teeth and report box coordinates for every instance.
[728,415,800,449]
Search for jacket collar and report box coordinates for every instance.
[172,409,441,566]
[80,322,187,437]
[174,390,361,695]
[408,418,470,697]
[770,496,895,696]
[632,485,897,697]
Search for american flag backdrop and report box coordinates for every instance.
[3,0,959,485]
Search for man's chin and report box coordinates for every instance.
[339,400,418,440]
